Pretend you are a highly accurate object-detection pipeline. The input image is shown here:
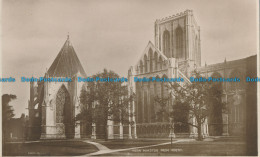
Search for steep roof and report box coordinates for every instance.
[47,36,86,77]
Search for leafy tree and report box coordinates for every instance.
[208,84,224,135]
[154,96,170,122]
[78,69,133,140]
[77,85,93,137]
[169,70,224,140]
[2,94,16,142]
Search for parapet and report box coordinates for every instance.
[155,9,193,24]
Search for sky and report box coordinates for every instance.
[1,0,258,117]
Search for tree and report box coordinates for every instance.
[154,96,170,122]
[208,83,224,135]
[169,70,224,140]
[2,94,16,142]
[78,69,133,140]
[77,85,93,137]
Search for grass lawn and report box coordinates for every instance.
[3,140,98,156]
[99,137,247,156]
[2,137,247,156]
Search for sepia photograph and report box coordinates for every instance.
[1,0,258,156]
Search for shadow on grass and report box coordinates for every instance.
[3,141,98,156]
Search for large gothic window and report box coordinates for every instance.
[56,85,71,124]
[163,30,170,56]
[159,56,163,70]
[144,55,148,73]
[143,84,148,123]
[140,60,143,74]
[154,52,158,71]
[176,27,184,59]
[149,49,153,72]
[161,75,168,98]
[228,69,245,126]
[229,70,244,91]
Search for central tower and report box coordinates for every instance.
[154,10,201,67]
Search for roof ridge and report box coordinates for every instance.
[52,41,68,76]
[47,37,86,77]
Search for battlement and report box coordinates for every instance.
[156,9,193,23]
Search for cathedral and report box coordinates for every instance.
[127,9,256,138]
[27,10,256,140]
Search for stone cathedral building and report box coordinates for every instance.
[27,10,256,140]
[127,10,257,138]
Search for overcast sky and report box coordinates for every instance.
[1,0,257,117]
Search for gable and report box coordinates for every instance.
[134,41,167,68]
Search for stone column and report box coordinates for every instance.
[189,116,197,138]
[91,123,96,139]
[128,102,132,139]
[74,79,81,138]
[155,21,159,48]
[41,98,60,139]
[222,113,229,136]
[205,118,209,137]
[207,120,209,135]
[41,82,66,139]
[131,95,137,139]
[74,104,81,139]
[128,67,137,139]
[119,122,123,139]
[107,119,114,139]
[222,93,229,136]
[132,102,138,139]
[202,123,206,138]
[185,10,190,60]
[142,89,144,123]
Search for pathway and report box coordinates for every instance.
[83,139,194,156]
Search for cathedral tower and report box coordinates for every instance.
[154,10,201,67]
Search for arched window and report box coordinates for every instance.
[149,49,153,72]
[163,30,170,56]
[159,56,163,70]
[161,75,168,98]
[211,72,223,89]
[144,55,148,73]
[143,82,148,123]
[228,69,244,124]
[150,81,157,122]
[56,85,71,124]
[140,60,143,73]
[155,76,161,96]
[229,70,244,91]
[176,27,183,59]
[154,52,158,71]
